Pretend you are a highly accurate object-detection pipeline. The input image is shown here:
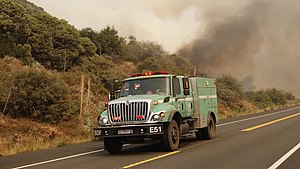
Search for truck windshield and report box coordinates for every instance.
[121,77,170,96]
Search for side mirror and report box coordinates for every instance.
[108,80,122,101]
[108,90,121,101]
[183,77,190,95]
[115,90,121,99]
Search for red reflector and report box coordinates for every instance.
[113,116,120,121]
[137,115,144,119]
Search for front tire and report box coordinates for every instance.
[163,120,180,151]
[104,137,123,154]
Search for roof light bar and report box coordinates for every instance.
[130,71,169,77]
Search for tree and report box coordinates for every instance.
[26,16,54,67]
[80,27,101,55]
[168,54,191,75]
[79,37,97,57]
[137,56,168,72]
[0,0,31,57]
[0,0,87,71]
[121,38,169,64]
[52,22,81,71]
[98,26,124,58]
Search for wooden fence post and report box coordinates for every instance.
[79,75,84,121]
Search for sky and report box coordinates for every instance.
[27,0,300,96]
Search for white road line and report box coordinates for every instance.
[268,142,300,169]
[11,149,105,169]
[12,144,130,169]
[217,106,300,127]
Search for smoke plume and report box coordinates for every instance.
[178,0,300,96]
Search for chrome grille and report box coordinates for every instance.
[108,101,150,123]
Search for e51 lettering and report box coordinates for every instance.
[149,126,162,133]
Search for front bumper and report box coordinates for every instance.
[94,124,164,138]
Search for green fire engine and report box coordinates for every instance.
[94,71,218,153]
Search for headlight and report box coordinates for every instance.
[152,114,160,121]
[98,116,108,125]
[102,117,108,124]
[151,112,167,121]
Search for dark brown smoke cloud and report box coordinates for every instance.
[178,0,300,96]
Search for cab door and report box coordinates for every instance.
[172,77,187,117]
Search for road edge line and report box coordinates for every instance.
[11,149,105,169]
[268,142,300,169]
[217,106,300,127]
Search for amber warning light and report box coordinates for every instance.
[131,71,169,77]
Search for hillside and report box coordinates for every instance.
[0,0,298,156]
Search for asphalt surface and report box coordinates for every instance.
[1,105,300,169]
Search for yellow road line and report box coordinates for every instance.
[123,151,180,169]
[242,112,300,132]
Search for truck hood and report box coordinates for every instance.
[109,95,169,104]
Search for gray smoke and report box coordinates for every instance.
[178,0,300,96]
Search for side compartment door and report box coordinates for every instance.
[198,79,211,128]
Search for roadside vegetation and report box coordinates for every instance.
[0,0,298,156]
[217,75,299,119]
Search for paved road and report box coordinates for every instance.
[1,106,300,169]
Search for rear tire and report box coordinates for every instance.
[163,120,180,151]
[104,137,123,154]
[195,115,216,140]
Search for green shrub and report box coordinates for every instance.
[285,92,296,101]
[245,88,288,109]
[216,75,244,111]
[266,88,287,105]
[0,57,23,111]
[7,69,76,123]
[248,90,273,109]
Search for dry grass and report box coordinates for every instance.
[219,100,300,119]
[0,117,93,156]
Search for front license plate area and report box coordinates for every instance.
[149,126,163,134]
[118,129,133,135]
